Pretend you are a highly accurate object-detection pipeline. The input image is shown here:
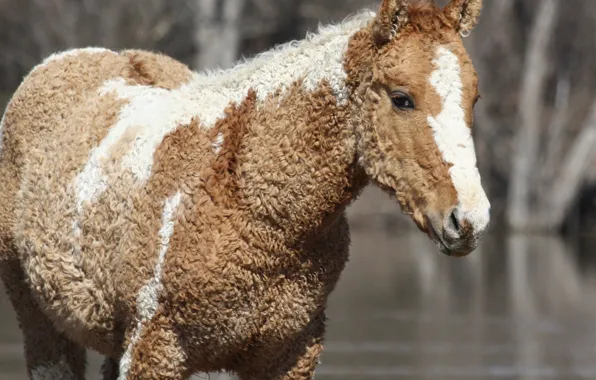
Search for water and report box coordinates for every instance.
[2,225,596,379]
[319,231,596,379]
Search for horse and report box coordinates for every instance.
[0,0,489,379]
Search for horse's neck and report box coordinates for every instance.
[234,88,366,245]
[192,10,375,109]
[199,12,374,244]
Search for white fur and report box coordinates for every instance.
[118,191,182,380]
[427,46,490,231]
[198,10,374,105]
[74,77,202,210]
[31,362,76,380]
[74,11,374,209]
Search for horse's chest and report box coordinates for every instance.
[177,258,338,358]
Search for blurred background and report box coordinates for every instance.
[1,0,596,379]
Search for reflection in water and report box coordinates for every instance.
[2,229,596,379]
[319,231,596,379]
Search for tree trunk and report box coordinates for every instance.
[193,0,245,71]
[542,101,596,230]
[541,72,571,182]
[506,0,559,231]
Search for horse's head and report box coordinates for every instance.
[353,0,489,257]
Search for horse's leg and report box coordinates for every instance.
[100,357,120,380]
[237,315,325,380]
[238,338,323,380]
[116,316,189,380]
[0,258,87,379]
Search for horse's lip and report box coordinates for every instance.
[425,216,452,256]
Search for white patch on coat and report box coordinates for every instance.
[75,77,197,208]
[74,10,374,210]
[427,46,490,232]
[31,362,76,380]
[118,191,182,380]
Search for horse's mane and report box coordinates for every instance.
[197,9,377,80]
[189,2,452,87]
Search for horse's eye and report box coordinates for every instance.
[391,92,415,110]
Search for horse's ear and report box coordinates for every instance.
[372,0,410,46]
[443,0,483,37]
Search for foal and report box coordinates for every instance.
[0,0,489,379]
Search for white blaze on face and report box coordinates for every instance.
[427,46,490,232]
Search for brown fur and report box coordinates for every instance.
[372,0,410,44]
[0,1,486,379]
[443,0,483,35]
[407,3,454,34]
[124,50,194,89]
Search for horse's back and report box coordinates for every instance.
[0,47,195,352]
[1,47,193,248]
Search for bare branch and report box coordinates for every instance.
[506,0,559,230]
[193,0,245,70]
[543,101,596,230]
[541,72,571,183]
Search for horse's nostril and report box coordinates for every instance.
[449,209,461,235]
